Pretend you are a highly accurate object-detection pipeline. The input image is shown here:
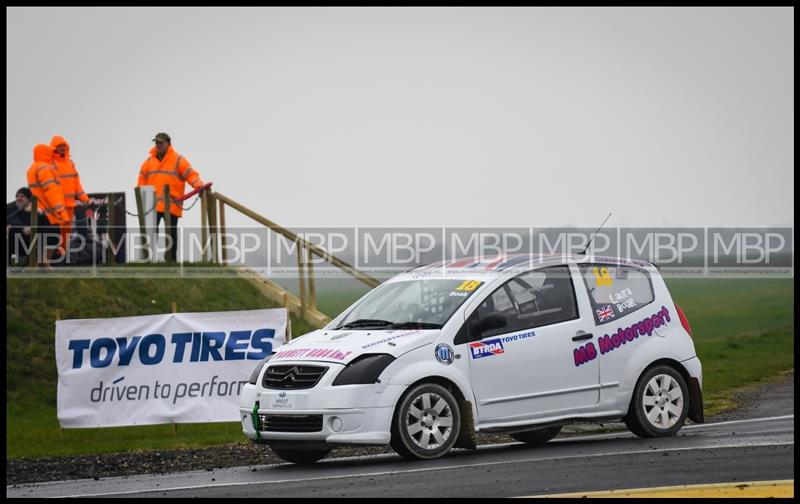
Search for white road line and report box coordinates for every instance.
[480,413,795,448]
[52,440,795,498]
[684,414,794,429]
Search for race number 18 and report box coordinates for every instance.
[455,280,482,292]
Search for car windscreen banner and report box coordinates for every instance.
[55,308,287,428]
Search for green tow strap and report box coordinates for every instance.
[252,400,261,440]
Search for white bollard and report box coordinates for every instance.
[137,186,159,262]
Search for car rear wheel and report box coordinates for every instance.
[509,425,562,445]
[270,446,331,465]
[626,365,689,438]
[390,383,461,460]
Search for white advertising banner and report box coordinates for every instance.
[56,309,288,428]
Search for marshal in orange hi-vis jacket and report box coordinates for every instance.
[50,135,89,210]
[50,135,89,247]
[26,144,69,225]
[137,143,204,217]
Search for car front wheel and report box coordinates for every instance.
[626,365,689,438]
[391,383,461,460]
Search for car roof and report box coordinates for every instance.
[393,253,655,281]
[412,253,571,272]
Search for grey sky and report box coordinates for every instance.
[6,7,794,232]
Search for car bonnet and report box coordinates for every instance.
[268,328,440,365]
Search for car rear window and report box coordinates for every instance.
[578,263,654,325]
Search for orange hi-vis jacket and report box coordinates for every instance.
[50,135,89,210]
[137,144,203,217]
[26,144,69,225]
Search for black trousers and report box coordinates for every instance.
[156,212,180,262]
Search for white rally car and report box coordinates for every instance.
[240,254,703,464]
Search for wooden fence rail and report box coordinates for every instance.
[211,192,380,315]
[21,188,378,328]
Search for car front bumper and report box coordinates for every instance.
[239,404,395,446]
[239,368,405,446]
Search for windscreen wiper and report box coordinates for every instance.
[387,322,443,329]
[336,319,395,329]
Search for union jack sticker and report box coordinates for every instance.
[596,305,615,322]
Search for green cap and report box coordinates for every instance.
[152,132,171,143]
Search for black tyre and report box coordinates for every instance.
[509,425,562,445]
[390,383,461,460]
[270,446,331,465]
[625,364,689,438]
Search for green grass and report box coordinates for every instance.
[663,278,793,342]
[7,406,247,458]
[6,276,794,459]
[695,328,794,415]
[665,278,794,414]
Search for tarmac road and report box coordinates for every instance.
[7,414,794,498]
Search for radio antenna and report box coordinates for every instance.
[579,212,612,255]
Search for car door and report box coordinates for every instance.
[458,265,600,424]
[576,262,659,402]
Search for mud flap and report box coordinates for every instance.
[688,377,705,423]
[455,400,477,450]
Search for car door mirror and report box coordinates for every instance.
[470,313,508,339]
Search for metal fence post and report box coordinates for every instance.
[163,185,172,262]
[134,187,149,262]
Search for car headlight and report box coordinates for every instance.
[248,354,273,385]
[332,354,395,386]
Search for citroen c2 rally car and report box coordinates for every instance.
[240,254,703,464]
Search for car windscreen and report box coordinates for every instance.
[335,279,484,330]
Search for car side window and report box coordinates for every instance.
[490,287,514,314]
[456,266,580,343]
[578,263,655,325]
[510,267,579,327]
